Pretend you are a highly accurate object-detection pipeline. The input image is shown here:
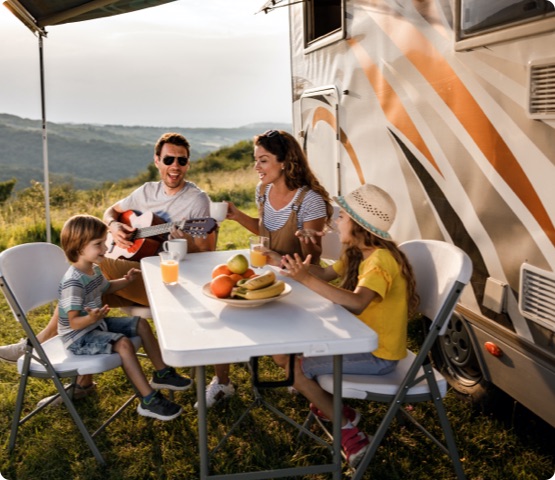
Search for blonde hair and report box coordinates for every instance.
[61,215,107,263]
[339,221,419,318]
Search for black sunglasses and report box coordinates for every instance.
[261,129,287,150]
[161,156,189,166]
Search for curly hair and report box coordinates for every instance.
[339,222,420,319]
[61,214,107,263]
[254,130,334,224]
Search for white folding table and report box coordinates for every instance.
[141,249,378,479]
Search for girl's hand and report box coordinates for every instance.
[124,268,141,282]
[281,253,312,281]
[84,304,110,322]
[262,249,283,267]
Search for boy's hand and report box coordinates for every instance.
[85,304,110,321]
[281,253,312,281]
[124,268,141,282]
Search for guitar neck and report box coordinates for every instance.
[133,222,176,240]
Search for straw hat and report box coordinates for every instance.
[334,184,397,240]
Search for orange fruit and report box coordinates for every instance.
[210,274,236,298]
[212,263,232,278]
[229,273,243,284]
[242,268,256,279]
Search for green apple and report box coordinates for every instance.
[227,253,249,275]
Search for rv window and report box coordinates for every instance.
[304,0,344,52]
[459,0,555,36]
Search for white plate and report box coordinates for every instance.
[202,282,292,308]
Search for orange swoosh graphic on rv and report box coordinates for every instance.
[347,38,439,173]
[312,106,366,184]
[368,11,555,246]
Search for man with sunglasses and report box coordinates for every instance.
[101,132,215,305]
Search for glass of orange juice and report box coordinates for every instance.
[249,235,269,268]
[159,251,179,285]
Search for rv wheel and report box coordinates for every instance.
[430,311,492,405]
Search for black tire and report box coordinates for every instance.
[429,312,493,406]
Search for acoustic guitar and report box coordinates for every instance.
[105,210,217,261]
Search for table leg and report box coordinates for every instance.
[197,365,208,480]
[333,354,343,480]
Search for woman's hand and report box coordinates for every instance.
[280,253,312,282]
[226,201,241,221]
[295,228,327,245]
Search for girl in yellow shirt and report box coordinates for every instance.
[279,184,419,468]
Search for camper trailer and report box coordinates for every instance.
[283,0,555,426]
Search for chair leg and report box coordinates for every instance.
[9,355,31,452]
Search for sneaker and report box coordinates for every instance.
[341,426,371,468]
[151,367,192,391]
[309,403,361,426]
[194,376,235,409]
[137,391,182,421]
[0,338,27,363]
[37,382,98,409]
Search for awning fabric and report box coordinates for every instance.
[5,0,176,31]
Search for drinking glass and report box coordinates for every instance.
[249,235,269,268]
[159,251,179,285]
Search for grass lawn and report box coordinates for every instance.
[0,171,554,479]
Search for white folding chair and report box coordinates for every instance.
[313,239,472,479]
[321,205,341,263]
[0,242,142,465]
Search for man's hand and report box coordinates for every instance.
[110,222,136,248]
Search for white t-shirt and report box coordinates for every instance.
[117,181,210,223]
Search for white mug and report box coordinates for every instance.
[210,201,228,223]
[162,238,188,261]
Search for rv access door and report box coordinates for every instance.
[299,86,341,197]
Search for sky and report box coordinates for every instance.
[0,0,292,129]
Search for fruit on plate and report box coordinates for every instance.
[231,280,286,300]
[242,270,276,290]
[210,274,236,298]
[227,253,249,275]
[212,263,232,278]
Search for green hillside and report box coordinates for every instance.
[0,113,290,190]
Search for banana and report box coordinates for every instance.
[232,280,285,300]
[243,270,276,290]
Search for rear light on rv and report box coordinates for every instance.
[484,341,503,357]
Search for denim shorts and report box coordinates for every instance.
[301,351,398,379]
[68,316,139,356]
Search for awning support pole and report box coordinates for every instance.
[38,33,51,244]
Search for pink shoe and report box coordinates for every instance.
[309,403,361,426]
[341,426,370,468]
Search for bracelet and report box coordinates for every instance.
[107,219,117,227]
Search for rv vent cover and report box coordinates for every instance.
[519,263,555,332]
[527,59,555,119]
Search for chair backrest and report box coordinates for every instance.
[321,205,341,262]
[399,240,472,334]
[0,242,68,317]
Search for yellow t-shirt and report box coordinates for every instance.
[333,249,408,360]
